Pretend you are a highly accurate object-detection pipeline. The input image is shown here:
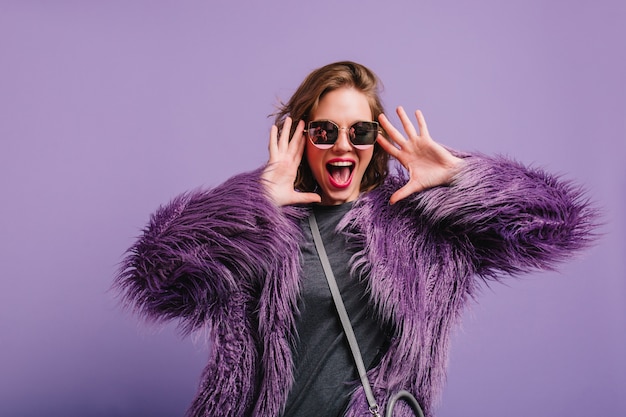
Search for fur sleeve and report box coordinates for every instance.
[401,154,598,278]
[114,168,295,333]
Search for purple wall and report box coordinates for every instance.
[1,1,624,416]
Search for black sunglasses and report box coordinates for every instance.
[305,120,380,150]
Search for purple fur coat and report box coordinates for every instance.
[115,154,595,417]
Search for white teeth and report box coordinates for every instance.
[328,161,353,167]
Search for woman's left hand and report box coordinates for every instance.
[377,107,464,204]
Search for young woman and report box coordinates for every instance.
[115,61,596,417]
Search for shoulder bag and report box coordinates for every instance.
[308,213,425,417]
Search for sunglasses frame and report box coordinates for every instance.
[304,120,381,150]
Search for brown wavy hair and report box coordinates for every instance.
[273,61,389,193]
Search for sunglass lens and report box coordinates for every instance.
[309,121,338,146]
[351,122,378,146]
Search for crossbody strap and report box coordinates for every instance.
[308,213,381,417]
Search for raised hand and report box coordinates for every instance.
[377,107,464,205]
[261,117,322,207]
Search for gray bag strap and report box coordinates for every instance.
[308,213,381,417]
[308,212,425,417]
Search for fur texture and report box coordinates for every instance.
[115,154,596,417]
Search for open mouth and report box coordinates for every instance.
[326,160,355,188]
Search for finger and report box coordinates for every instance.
[292,191,322,205]
[289,120,304,148]
[279,117,293,151]
[288,121,307,164]
[396,106,419,139]
[378,113,407,146]
[389,183,424,205]
[268,125,279,156]
[414,110,430,138]
[376,134,401,159]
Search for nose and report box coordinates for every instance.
[332,127,353,152]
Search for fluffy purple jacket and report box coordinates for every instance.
[115,154,595,417]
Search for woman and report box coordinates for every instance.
[115,61,596,417]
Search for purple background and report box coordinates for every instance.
[1,1,624,416]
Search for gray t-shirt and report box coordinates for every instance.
[282,203,392,417]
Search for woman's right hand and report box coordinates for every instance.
[261,117,321,207]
